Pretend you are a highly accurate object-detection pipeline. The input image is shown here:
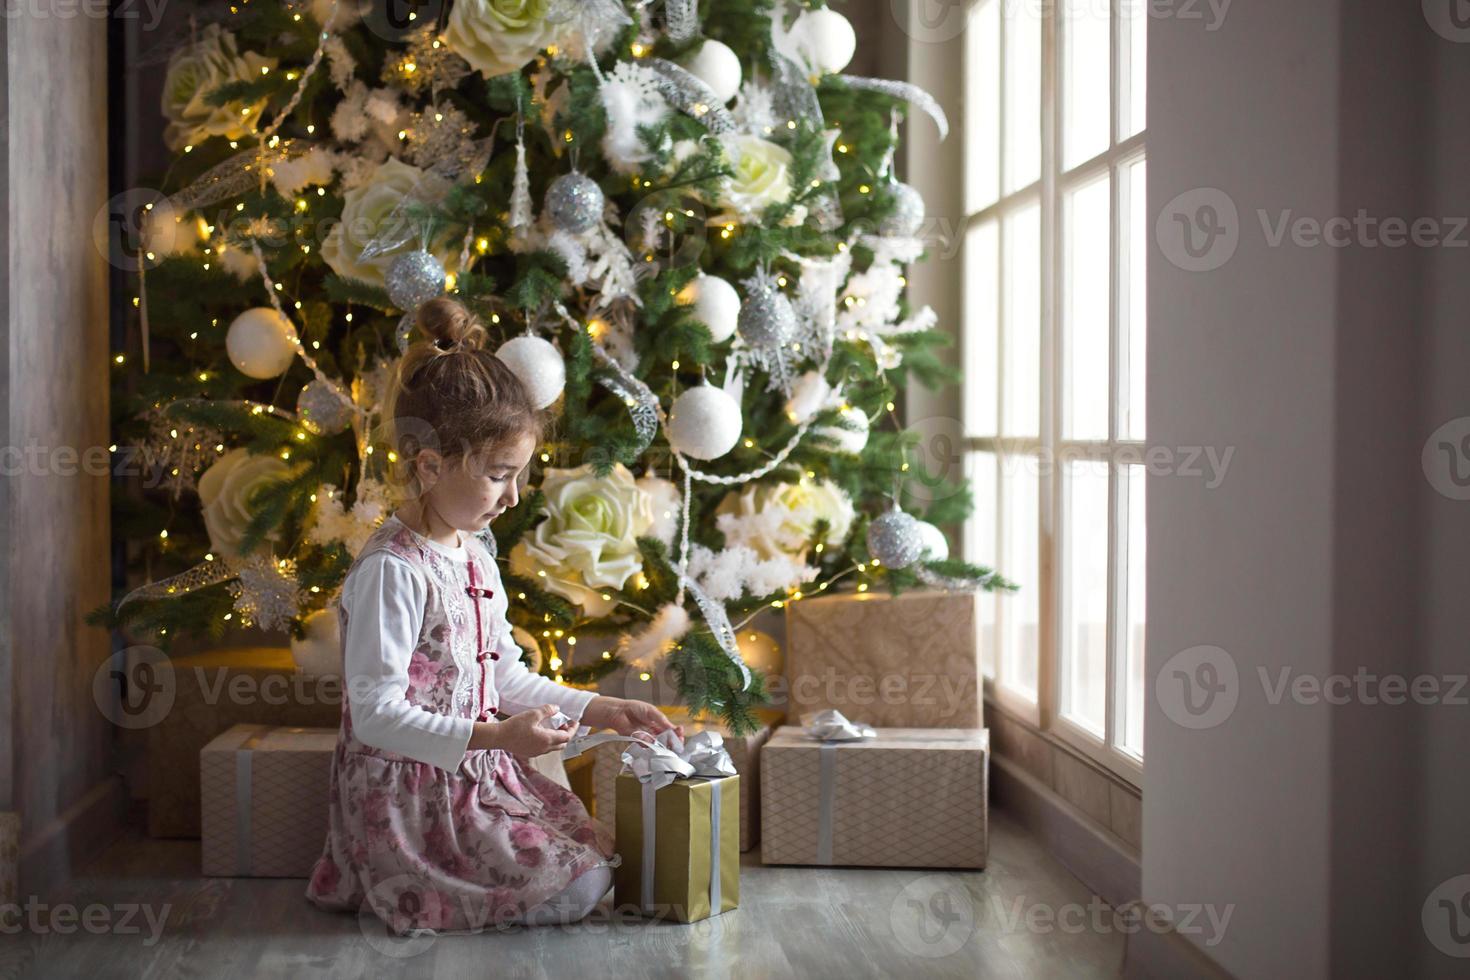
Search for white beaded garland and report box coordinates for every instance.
[667,384,743,460]
[676,273,740,343]
[681,39,742,103]
[226,307,299,380]
[495,335,567,409]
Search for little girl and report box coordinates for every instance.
[305,297,681,935]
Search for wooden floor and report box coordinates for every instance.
[3,807,1123,979]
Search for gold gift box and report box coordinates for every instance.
[612,772,740,923]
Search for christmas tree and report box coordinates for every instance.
[95,0,1014,734]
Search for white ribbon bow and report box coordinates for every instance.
[803,708,878,742]
[563,727,737,789]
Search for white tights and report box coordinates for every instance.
[517,865,613,926]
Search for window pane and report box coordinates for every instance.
[964,219,999,436]
[1061,458,1109,736]
[1121,0,1147,139]
[965,0,1001,212]
[1002,203,1040,438]
[1063,173,1111,440]
[999,451,1039,700]
[966,451,999,680]
[1120,464,1146,756]
[1121,157,1146,439]
[1003,0,1041,192]
[1063,0,1110,170]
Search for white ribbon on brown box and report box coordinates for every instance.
[564,728,736,913]
[802,710,877,865]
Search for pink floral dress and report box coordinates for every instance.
[304,517,616,935]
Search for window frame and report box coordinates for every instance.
[960,0,1146,786]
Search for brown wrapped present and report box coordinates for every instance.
[588,706,782,851]
[760,724,989,869]
[784,588,983,728]
[201,724,336,877]
[147,647,342,838]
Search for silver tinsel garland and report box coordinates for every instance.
[646,58,738,134]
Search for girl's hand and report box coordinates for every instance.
[475,704,575,758]
[588,696,685,740]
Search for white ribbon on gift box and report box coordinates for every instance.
[233,726,280,876]
[564,728,736,914]
[802,710,877,865]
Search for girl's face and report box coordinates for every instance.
[418,431,537,533]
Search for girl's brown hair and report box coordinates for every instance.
[383,297,548,494]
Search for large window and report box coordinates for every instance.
[961,0,1146,780]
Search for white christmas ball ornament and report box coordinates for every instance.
[682,39,742,103]
[785,370,832,424]
[813,406,870,455]
[914,520,950,562]
[667,384,743,460]
[226,307,299,379]
[676,273,740,343]
[794,7,857,75]
[290,607,341,676]
[496,335,566,409]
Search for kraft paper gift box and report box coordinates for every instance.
[759,724,989,869]
[589,706,783,852]
[613,772,741,923]
[201,724,336,878]
[784,588,983,728]
[148,646,342,839]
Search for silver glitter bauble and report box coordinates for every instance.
[385,249,446,311]
[867,506,925,569]
[879,181,926,238]
[737,276,798,349]
[544,172,604,235]
[295,379,355,436]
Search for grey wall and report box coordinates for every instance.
[1148,1,1464,976]
[2,6,123,894]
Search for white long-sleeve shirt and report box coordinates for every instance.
[341,518,598,772]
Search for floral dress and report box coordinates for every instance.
[304,516,616,935]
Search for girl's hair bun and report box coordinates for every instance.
[416,296,486,352]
